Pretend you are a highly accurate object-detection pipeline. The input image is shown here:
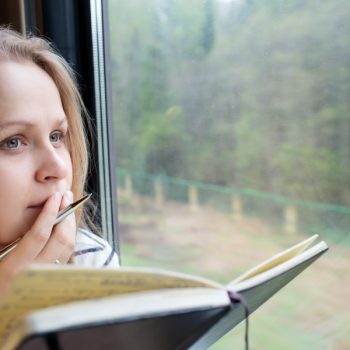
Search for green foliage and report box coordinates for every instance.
[134,106,186,175]
[275,144,349,202]
[109,0,350,206]
[201,0,215,54]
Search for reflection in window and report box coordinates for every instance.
[109,1,350,348]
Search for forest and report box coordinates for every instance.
[109,0,350,206]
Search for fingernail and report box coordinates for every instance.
[66,190,73,202]
[54,192,61,201]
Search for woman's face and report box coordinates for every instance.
[0,61,73,247]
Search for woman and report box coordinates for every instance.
[0,27,119,298]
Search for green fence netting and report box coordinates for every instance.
[117,167,350,245]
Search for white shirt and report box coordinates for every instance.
[73,228,120,267]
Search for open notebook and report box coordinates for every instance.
[0,234,327,350]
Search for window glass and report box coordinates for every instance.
[109,0,349,348]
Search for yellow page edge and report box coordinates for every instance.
[227,234,320,286]
[227,240,328,292]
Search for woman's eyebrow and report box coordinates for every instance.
[0,120,35,129]
[0,117,67,129]
[56,118,68,126]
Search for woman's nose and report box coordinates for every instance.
[34,145,69,183]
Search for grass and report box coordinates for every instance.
[118,196,350,349]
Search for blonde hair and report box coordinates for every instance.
[0,26,93,230]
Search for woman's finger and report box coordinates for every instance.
[35,191,76,264]
[0,192,62,273]
[59,190,73,211]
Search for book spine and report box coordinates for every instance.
[228,290,250,350]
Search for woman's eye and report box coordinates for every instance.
[50,132,64,143]
[4,137,21,149]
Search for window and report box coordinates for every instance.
[109,0,349,349]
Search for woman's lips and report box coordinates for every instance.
[28,192,63,209]
[28,201,46,209]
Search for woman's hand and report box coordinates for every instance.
[0,191,76,298]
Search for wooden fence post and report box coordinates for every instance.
[232,194,243,222]
[125,174,133,199]
[154,178,164,209]
[284,204,298,234]
[189,186,199,212]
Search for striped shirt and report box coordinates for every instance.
[73,228,120,268]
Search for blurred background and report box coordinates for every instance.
[108,0,350,348]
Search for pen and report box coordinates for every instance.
[0,193,92,261]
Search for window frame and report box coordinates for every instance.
[20,0,120,256]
